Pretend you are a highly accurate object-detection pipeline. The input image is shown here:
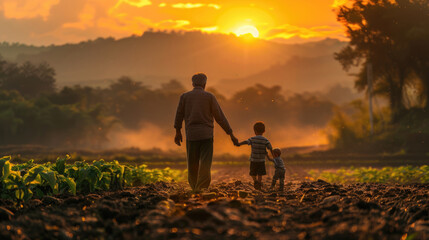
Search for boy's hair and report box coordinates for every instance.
[192,73,207,87]
[273,148,281,156]
[253,121,265,134]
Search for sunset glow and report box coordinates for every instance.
[0,0,348,45]
[234,25,260,38]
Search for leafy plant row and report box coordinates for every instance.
[308,165,429,184]
[0,156,185,202]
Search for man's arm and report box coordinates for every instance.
[211,95,238,145]
[174,94,185,146]
[266,154,273,162]
[211,95,233,135]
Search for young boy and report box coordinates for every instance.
[267,148,285,192]
[236,121,273,190]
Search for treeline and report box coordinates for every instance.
[0,59,335,148]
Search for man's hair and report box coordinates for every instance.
[273,148,281,156]
[192,73,207,87]
[253,121,265,134]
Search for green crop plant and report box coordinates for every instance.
[0,155,186,202]
[308,165,429,184]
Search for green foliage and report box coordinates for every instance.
[0,89,113,147]
[309,165,429,184]
[327,100,390,151]
[335,0,429,117]
[0,155,185,202]
[327,101,429,153]
[0,60,55,98]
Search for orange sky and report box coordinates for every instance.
[0,0,348,45]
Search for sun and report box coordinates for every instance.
[234,25,260,38]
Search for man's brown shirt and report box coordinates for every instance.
[174,86,232,141]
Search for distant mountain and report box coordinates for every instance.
[0,31,352,96]
[216,54,355,95]
[0,42,50,60]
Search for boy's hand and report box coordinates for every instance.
[174,130,183,146]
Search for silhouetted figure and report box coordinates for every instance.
[267,148,285,192]
[236,121,274,190]
[174,73,238,192]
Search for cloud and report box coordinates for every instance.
[113,0,151,8]
[331,0,349,8]
[62,4,96,30]
[156,19,190,28]
[0,0,345,45]
[266,24,345,40]
[170,3,221,9]
[2,0,60,20]
[191,26,218,32]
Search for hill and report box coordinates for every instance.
[1,31,352,95]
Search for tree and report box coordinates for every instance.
[0,61,56,98]
[404,0,429,109]
[335,0,429,120]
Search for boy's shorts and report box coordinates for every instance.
[250,162,266,176]
[273,168,286,180]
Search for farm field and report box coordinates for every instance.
[2,0,429,239]
[0,156,428,240]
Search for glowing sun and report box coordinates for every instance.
[234,25,260,38]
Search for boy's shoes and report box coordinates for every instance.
[253,181,262,190]
[253,181,259,189]
[279,183,284,192]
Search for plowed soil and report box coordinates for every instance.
[1,173,428,240]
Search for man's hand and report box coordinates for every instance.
[230,134,239,146]
[175,130,183,146]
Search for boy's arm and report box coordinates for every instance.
[269,149,274,158]
[266,141,274,158]
[236,141,248,146]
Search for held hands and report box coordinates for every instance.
[230,134,239,146]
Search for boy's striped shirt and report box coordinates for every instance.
[245,135,272,162]
[273,157,285,170]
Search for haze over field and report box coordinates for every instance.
[0,31,363,152]
[0,0,367,152]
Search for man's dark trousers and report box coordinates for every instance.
[186,138,213,191]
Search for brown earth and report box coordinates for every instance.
[0,172,428,240]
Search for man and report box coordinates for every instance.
[174,73,238,192]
